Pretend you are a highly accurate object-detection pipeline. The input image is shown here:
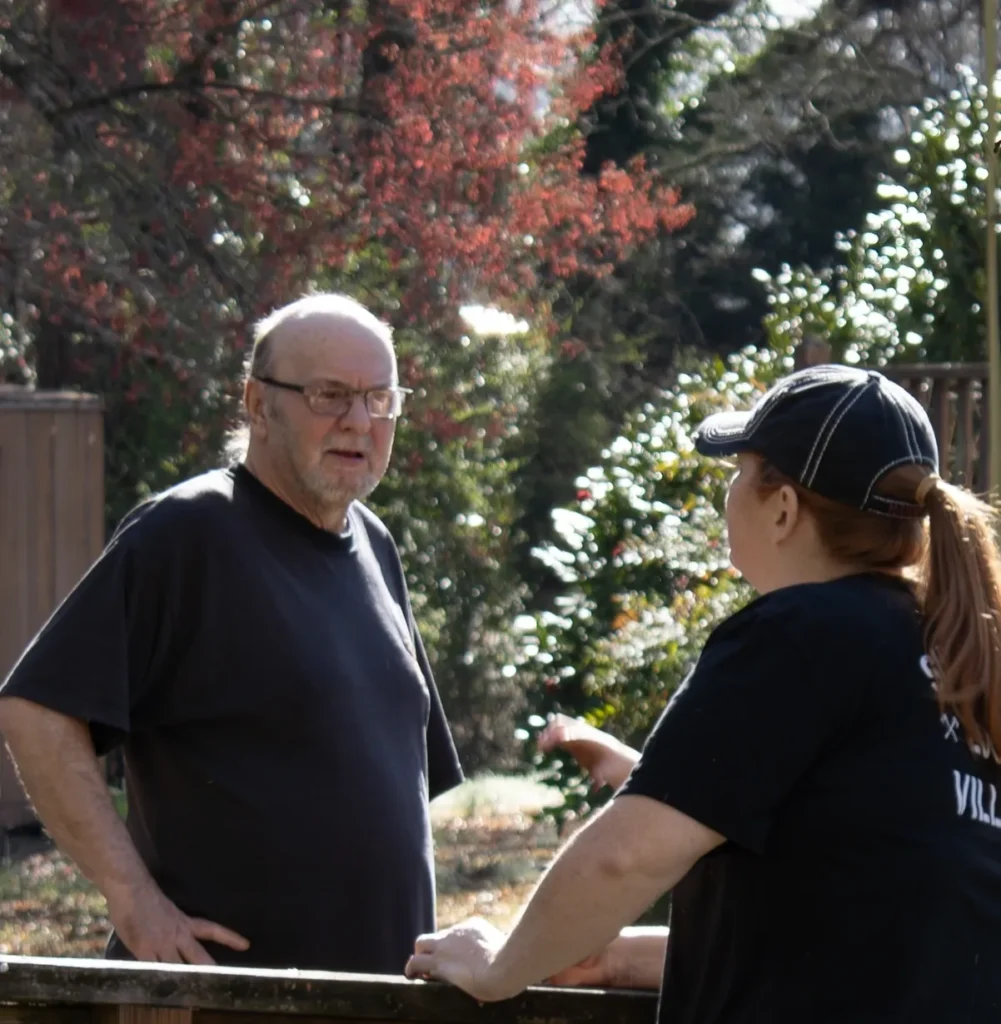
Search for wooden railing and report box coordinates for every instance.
[0,955,656,1024]
[880,363,990,491]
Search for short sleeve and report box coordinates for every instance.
[411,625,463,800]
[357,507,464,800]
[0,508,167,755]
[619,597,864,853]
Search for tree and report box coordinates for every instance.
[508,0,984,590]
[759,69,998,368]
[591,0,982,357]
[0,0,694,510]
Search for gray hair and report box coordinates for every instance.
[223,292,396,463]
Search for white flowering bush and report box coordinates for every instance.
[758,68,999,366]
[518,344,792,819]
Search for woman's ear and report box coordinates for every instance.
[771,484,801,541]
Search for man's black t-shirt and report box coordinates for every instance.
[1,465,463,972]
[621,572,1001,1023]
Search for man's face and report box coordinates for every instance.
[252,313,399,513]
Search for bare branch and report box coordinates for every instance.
[51,80,382,123]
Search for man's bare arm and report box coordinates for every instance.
[0,697,152,901]
[0,696,249,963]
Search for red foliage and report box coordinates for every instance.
[0,0,693,446]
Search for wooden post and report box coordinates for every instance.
[793,335,832,370]
[95,1010,192,1024]
[984,0,1001,496]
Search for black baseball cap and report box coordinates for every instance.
[693,364,939,519]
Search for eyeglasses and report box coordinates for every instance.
[253,376,412,420]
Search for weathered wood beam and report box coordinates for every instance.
[0,956,656,1024]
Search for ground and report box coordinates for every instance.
[0,775,567,958]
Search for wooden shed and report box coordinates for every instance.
[0,386,104,829]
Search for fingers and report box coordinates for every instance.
[190,918,251,951]
[131,931,220,965]
[127,939,180,964]
[405,952,435,979]
[172,917,248,964]
[408,932,442,977]
[537,726,567,752]
[545,966,584,986]
[545,956,607,989]
[537,714,583,752]
[177,935,216,966]
[546,964,601,987]
[404,952,464,992]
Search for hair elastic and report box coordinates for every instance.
[915,473,941,506]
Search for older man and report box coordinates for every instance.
[0,293,463,972]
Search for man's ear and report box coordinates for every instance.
[245,379,268,435]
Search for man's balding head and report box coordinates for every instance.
[249,293,397,385]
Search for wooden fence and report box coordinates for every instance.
[881,362,989,492]
[0,955,655,1024]
[0,387,105,829]
[794,341,991,492]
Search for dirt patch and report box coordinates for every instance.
[435,811,561,930]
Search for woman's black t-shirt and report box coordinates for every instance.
[621,572,1001,1023]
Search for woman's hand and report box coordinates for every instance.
[545,947,620,989]
[537,714,640,791]
[546,927,668,992]
[405,918,517,1002]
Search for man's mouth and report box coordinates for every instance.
[325,448,366,461]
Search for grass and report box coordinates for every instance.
[0,775,566,957]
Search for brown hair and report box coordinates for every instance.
[756,458,1001,756]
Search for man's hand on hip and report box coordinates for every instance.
[108,882,250,965]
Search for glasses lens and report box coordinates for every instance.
[367,389,400,419]
[310,389,352,417]
[304,385,404,419]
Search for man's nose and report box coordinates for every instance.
[339,393,372,432]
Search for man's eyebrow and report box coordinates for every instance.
[314,379,395,390]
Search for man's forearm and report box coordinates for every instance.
[0,698,153,903]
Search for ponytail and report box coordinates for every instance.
[920,480,1001,757]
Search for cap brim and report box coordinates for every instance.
[693,410,754,457]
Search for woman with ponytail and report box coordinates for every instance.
[406,365,1001,1022]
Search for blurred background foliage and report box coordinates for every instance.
[1,0,997,775]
